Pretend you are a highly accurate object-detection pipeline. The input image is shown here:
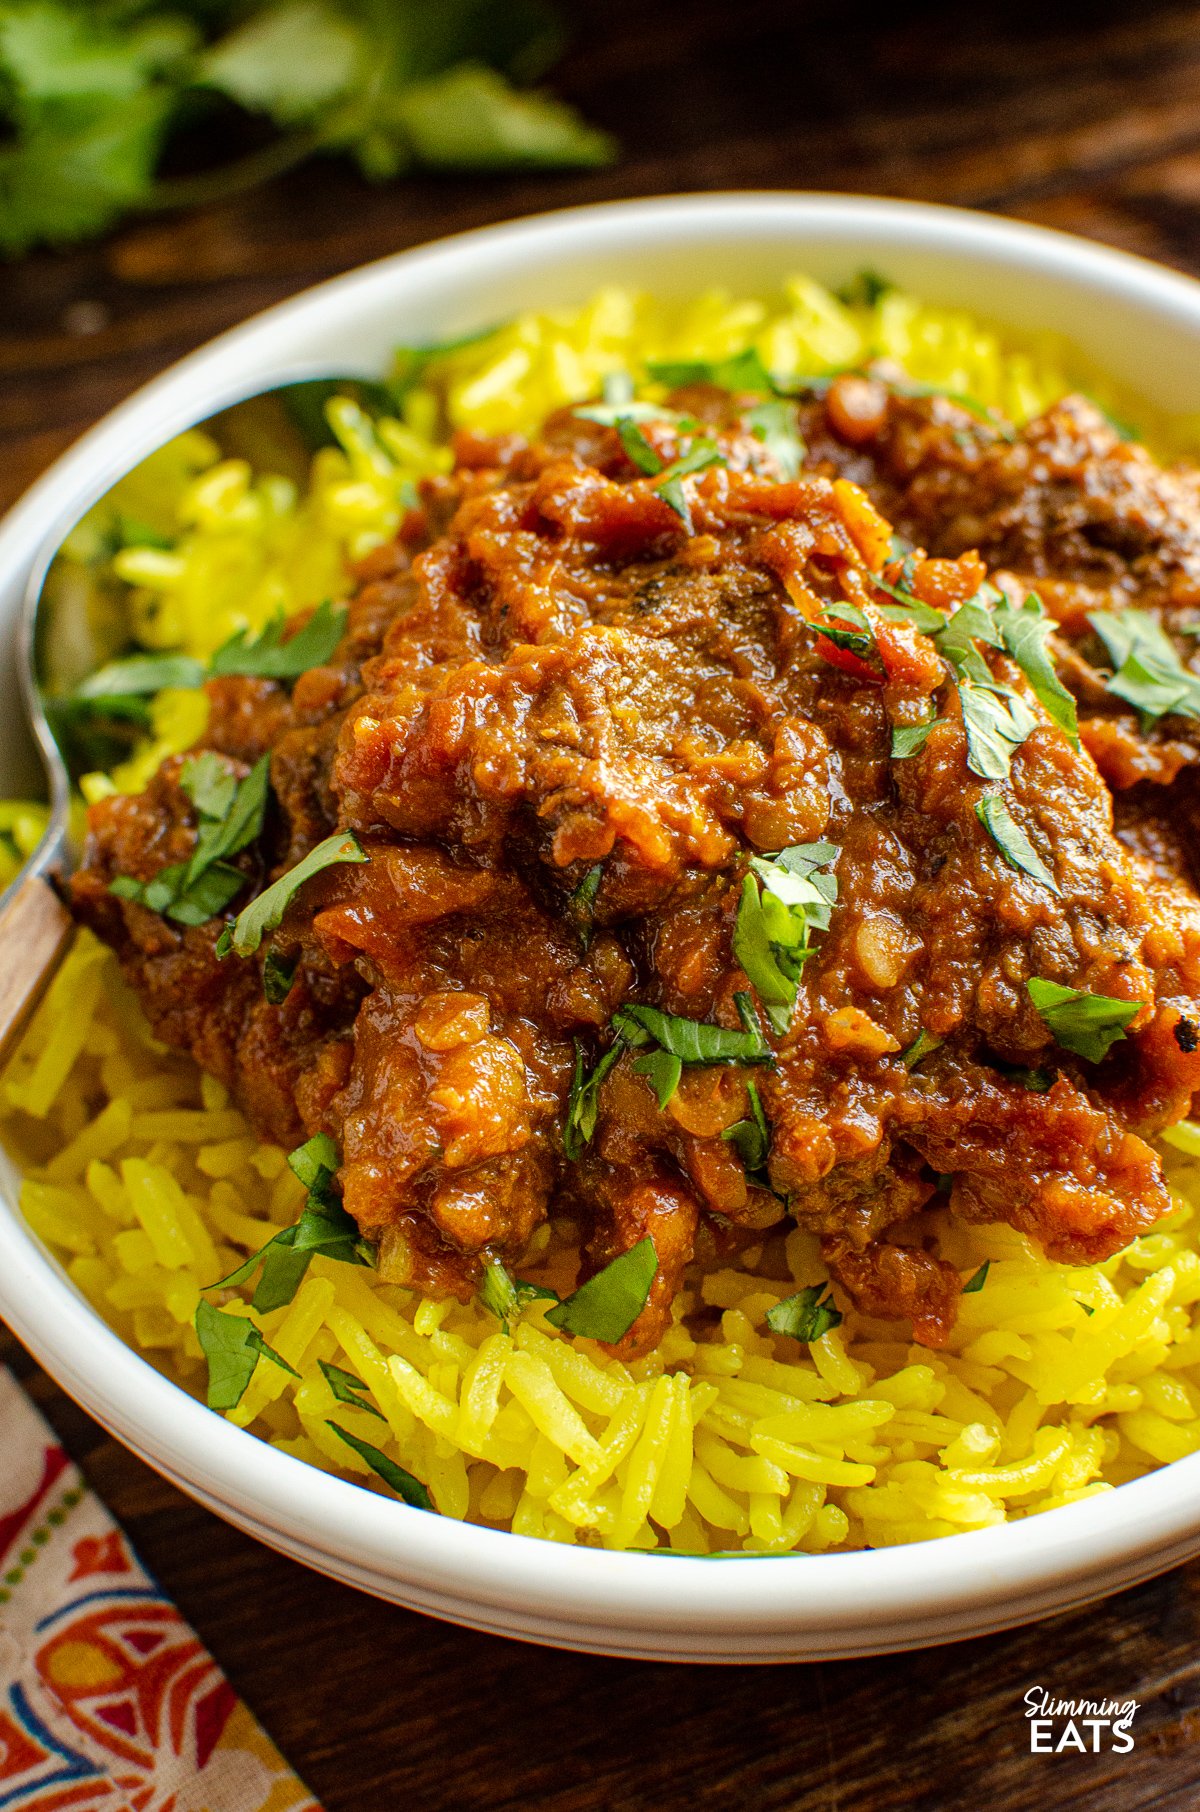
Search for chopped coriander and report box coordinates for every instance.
[957,679,1038,782]
[991,1060,1054,1093]
[616,418,663,475]
[765,1284,842,1343]
[611,1000,773,1066]
[901,1029,942,1068]
[67,651,206,703]
[562,1036,624,1160]
[722,1077,771,1174]
[892,719,937,759]
[993,592,1079,747]
[208,1167,370,1313]
[545,1236,658,1342]
[478,1258,558,1331]
[1088,609,1200,724]
[962,1260,990,1294]
[745,398,805,478]
[733,842,840,1034]
[209,599,347,680]
[566,862,603,950]
[288,1130,339,1191]
[975,792,1060,894]
[109,752,268,927]
[195,1299,299,1411]
[633,1048,684,1108]
[1026,977,1142,1063]
[216,830,366,959]
[653,438,727,531]
[319,1360,384,1419]
[262,946,297,1004]
[836,270,892,308]
[326,1422,432,1511]
[645,347,774,393]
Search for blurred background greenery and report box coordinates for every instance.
[0,0,616,258]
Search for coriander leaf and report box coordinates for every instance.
[1027,977,1142,1063]
[957,680,1038,781]
[566,862,603,949]
[545,1236,658,1342]
[991,1059,1054,1093]
[319,1359,384,1419]
[562,1036,624,1160]
[962,1261,990,1294]
[575,399,672,427]
[199,0,364,128]
[722,1078,771,1173]
[892,719,937,758]
[765,1284,842,1343]
[1088,609,1200,724]
[195,1299,299,1412]
[216,831,367,959]
[209,600,348,680]
[479,1258,558,1330]
[976,792,1060,894]
[745,399,805,478]
[735,844,840,1035]
[262,946,297,1004]
[633,1048,683,1108]
[869,571,946,633]
[645,348,774,392]
[837,270,892,308]
[653,439,726,531]
[611,1002,773,1066]
[70,652,205,701]
[389,62,615,173]
[326,1421,433,1510]
[901,1029,942,1068]
[616,417,663,474]
[288,1131,339,1192]
[993,592,1079,747]
[181,751,237,823]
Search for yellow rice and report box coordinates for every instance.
[7,273,1200,1553]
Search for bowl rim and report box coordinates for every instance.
[6,188,1200,1644]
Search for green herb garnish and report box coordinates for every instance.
[975,793,1060,894]
[733,842,840,1034]
[962,1261,990,1294]
[566,862,603,950]
[478,1258,558,1332]
[721,1077,771,1175]
[262,946,297,1005]
[1088,609,1200,724]
[216,830,366,959]
[745,399,805,478]
[195,1299,299,1411]
[993,592,1078,746]
[326,1422,432,1511]
[562,1037,624,1160]
[209,599,347,680]
[616,418,664,475]
[545,1236,658,1342]
[612,998,773,1066]
[109,752,269,927]
[765,1284,843,1343]
[653,438,727,531]
[632,1048,684,1108]
[209,1131,370,1313]
[319,1360,384,1419]
[646,348,774,393]
[900,1029,942,1068]
[1026,978,1142,1063]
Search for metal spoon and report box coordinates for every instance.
[0,374,395,1062]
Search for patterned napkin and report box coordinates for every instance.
[0,1366,322,1811]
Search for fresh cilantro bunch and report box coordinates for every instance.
[0,0,615,257]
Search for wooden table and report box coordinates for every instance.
[7,2,1200,1804]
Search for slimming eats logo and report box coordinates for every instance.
[1025,1686,1138,1753]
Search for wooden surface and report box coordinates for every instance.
[8,2,1200,1805]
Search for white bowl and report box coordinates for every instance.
[5,193,1200,1663]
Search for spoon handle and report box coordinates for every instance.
[0,874,74,1069]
